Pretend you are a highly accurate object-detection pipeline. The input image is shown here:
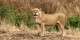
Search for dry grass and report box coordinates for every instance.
[0,22,80,40]
[0,21,20,32]
[0,20,80,36]
[0,0,80,16]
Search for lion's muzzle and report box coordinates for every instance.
[33,13,38,16]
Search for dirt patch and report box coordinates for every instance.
[0,31,80,40]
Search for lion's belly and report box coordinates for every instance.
[44,18,58,25]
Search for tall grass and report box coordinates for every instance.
[0,0,80,31]
[0,4,9,20]
[0,3,35,28]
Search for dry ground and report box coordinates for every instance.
[0,30,80,40]
[0,22,80,40]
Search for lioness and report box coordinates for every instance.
[31,8,66,36]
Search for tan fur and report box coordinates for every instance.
[31,8,66,36]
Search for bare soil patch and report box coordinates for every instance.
[0,30,80,40]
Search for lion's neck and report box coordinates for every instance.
[41,11,45,16]
[38,11,45,20]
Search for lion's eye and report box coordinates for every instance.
[35,10,38,12]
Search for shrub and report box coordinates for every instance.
[67,16,80,29]
[0,4,35,27]
[7,12,36,27]
[0,5,9,20]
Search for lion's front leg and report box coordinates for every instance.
[40,23,45,36]
[36,24,41,33]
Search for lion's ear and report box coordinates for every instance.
[39,8,41,10]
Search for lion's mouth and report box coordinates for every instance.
[33,14,38,16]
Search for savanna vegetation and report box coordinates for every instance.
[0,0,80,31]
[0,0,80,40]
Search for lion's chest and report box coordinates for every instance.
[35,18,42,24]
